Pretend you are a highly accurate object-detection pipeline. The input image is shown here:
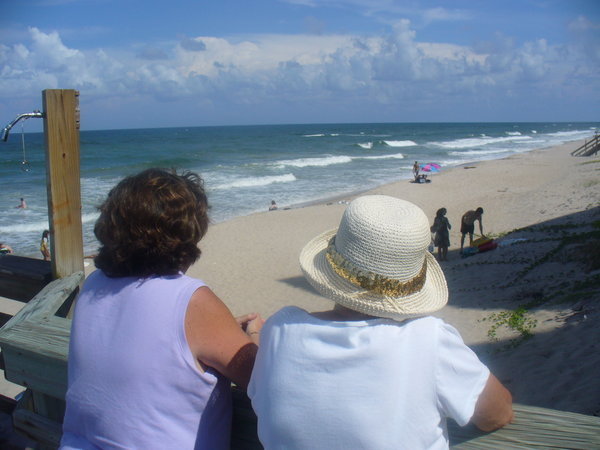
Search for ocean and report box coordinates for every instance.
[0,122,597,258]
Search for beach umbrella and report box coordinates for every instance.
[420,163,441,173]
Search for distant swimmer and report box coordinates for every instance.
[269,200,278,211]
[16,198,27,209]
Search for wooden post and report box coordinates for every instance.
[42,90,84,279]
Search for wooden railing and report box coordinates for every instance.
[571,133,600,156]
[0,274,599,449]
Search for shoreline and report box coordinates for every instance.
[1,138,598,415]
[188,138,599,414]
[242,138,589,222]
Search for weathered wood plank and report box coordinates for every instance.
[42,89,84,281]
[0,255,52,302]
[0,273,82,398]
[229,389,600,449]
[13,390,61,449]
[0,272,82,330]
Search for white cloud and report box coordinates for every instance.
[0,20,597,126]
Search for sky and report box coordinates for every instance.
[1,0,599,131]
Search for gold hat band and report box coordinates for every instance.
[325,237,427,297]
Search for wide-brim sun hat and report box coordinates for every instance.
[300,195,448,320]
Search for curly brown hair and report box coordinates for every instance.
[94,168,209,277]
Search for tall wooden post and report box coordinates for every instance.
[42,90,84,279]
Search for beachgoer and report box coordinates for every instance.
[16,198,27,209]
[269,200,278,211]
[431,207,451,261]
[0,242,13,254]
[40,230,50,261]
[61,168,264,449]
[460,207,484,253]
[248,195,512,449]
[413,161,419,180]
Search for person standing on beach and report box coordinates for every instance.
[40,230,50,261]
[61,169,264,450]
[413,161,420,180]
[460,207,484,253]
[431,207,451,261]
[249,196,513,449]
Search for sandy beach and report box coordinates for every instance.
[1,139,598,420]
[188,138,599,415]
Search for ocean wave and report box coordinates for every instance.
[358,142,373,149]
[82,212,100,224]
[383,140,417,147]
[546,130,591,138]
[361,153,405,160]
[0,211,100,234]
[213,173,296,190]
[432,135,532,149]
[275,155,353,168]
[506,131,522,136]
[302,134,326,137]
[0,219,50,234]
[449,148,512,156]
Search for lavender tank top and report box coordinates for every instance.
[61,271,232,449]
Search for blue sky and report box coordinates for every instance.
[1,0,598,130]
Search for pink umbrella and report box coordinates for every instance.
[420,163,441,173]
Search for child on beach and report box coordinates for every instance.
[431,207,451,261]
[249,195,512,449]
[40,230,50,261]
[61,168,263,449]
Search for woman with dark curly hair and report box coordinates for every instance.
[61,168,263,450]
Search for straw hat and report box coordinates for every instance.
[300,195,448,320]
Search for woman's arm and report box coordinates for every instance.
[471,374,514,432]
[185,286,264,389]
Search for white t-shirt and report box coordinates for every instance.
[248,306,489,450]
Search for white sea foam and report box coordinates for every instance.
[546,130,590,138]
[506,131,522,136]
[0,220,50,234]
[275,155,353,168]
[449,148,512,156]
[361,153,405,160]
[82,212,100,224]
[303,134,326,137]
[358,142,373,149]
[214,173,296,190]
[432,135,532,149]
[383,140,417,147]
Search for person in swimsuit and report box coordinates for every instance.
[460,207,484,253]
[40,230,50,261]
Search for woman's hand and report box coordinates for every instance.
[236,313,265,345]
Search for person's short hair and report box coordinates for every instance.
[94,168,209,277]
[476,207,484,214]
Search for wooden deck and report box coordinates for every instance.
[0,274,598,449]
